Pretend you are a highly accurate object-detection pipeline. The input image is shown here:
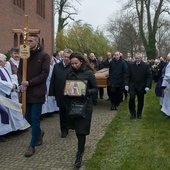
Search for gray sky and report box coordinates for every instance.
[55,0,122,31]
[73,0,121,29]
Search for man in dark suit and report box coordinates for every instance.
[103,52,113,100]
[109,51,128,110]
[49,49,73,137]
[97,56,104,99]
[125,52,152,119]
[88,53,99,105]
[157,57,167,78]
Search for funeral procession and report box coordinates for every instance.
[0,1,170,170]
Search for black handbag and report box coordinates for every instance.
[68,99,88,119]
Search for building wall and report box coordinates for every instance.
[0,0,54,56]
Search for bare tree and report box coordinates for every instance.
[54,0,82,33]
[124,0,170,59]
[107,13,141,58]
[156,19,170,57]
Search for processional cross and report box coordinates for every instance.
[12,15,40,116]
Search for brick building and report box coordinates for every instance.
[0,0,54,56]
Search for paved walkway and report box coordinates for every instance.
[0,97,116,170]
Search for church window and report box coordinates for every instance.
[36,0,45,18]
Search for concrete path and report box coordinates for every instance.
[0,97,116,170]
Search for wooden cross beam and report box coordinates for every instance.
[12,15,40,116]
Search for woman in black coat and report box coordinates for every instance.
[64,52,98,168]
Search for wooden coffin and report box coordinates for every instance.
[95,68,110,88]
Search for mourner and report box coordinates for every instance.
[88,53,99,105]
[18,34,50,157]
[65,52,98,168]
[5,47,20,81]
[0,53,30,142]
[103,52,113,100]
[109,51,128,110]
[41,56,59,116]
[49,49,73,138]
[125,52,152,119]
[161,53,170,117]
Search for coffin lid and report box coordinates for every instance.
[95,68,109,79]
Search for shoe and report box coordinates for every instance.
[115,106,118,110]
[93,101,97,105]
[0,136,6,142]
[38,130,44,146]
[110,105,115,110]
[130,115,136,119]
[100,97,103,99]
[24,146,35,157]
[61,131,68,138]
[137,116,142,119]
[44,113,53,117]
[107,98,110,101]
[74,152,82,168]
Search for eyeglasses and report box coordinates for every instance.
[27,40,34,42]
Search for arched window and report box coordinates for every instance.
[14,33,18,47]
[13,0,25,10]
[20,34,24,44]
[41,38,44,47]
[36,0,45,18]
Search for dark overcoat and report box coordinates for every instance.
[65,67,98,135]
[18,45,50,103]
[49,62,71,107]
[109,57,128,88]
[124,61,152,96]
[103,59,111,68]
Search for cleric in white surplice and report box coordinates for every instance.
[41,56,59,115]
[0,53,30,135]
[161,53,170,117]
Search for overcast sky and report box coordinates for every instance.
[73,0,122,29]
[55,0,122,31]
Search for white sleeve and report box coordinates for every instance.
[0,80,13,95]
[162,64,170,86]
[5,61,12,75]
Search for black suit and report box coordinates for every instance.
[125,61,152,117]
[103,59,112,99]
[49,62,71,133]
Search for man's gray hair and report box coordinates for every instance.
[10,46,19,53]
[167,53,170,59]
[0,53,7,61]
[135,52,143,58]
[63,48,73,54]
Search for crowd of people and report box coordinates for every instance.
[0,48,30,141]
[0,34,170,168]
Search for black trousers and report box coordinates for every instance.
[99,87,104,98]
[129,90,145,117]
[110,86,124,107]
[76,134,86,154]
[59,107,69,133]
[107,85,111,99]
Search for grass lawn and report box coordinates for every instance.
[85,84,170,170]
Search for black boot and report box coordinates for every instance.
[74,152,82,168]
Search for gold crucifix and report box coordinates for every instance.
[12,15,40,116]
